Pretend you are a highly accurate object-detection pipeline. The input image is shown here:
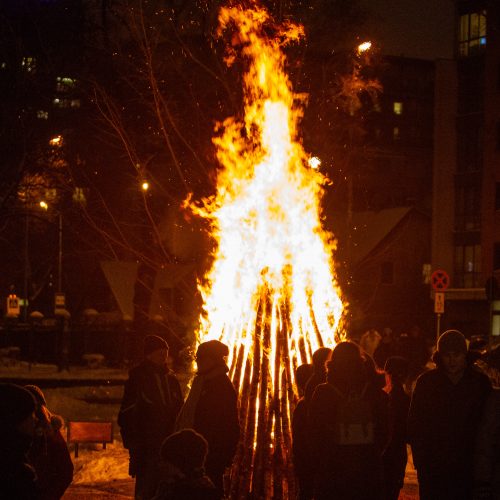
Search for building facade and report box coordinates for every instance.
[433,0,500,337]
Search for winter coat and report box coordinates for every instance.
[474,389,500,499]
[152,470,220,500]
[118,360,183,458]
[292,397,312,478]
[304,371,327,403]
[408,366,491,489]
[192,372,239,477]
[28,415,73,500]
[382,383,410,498]
[0,429,40,499]
[308,381,389,500]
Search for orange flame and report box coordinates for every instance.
[189,4,345,494]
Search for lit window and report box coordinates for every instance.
[1,62,6,69]
[73,187,86,205]
[393,102,403,115]
[37,110,49,120]
[459,10,487,57]
[21,56,36,73]
[70,99,81,108]
[393,127,400,140]
[454,244,482,287]
[56,76,76,93]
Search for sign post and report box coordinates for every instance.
[431,269,449,341]
[6,294,20,318]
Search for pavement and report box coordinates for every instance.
[0,361,128,387]
[63,470,419,499]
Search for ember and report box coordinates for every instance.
[189,3,345,497]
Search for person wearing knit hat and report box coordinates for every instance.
[176,339,239,497]
[152,430,218,499]
[143,334,169,357]
[437,329,468,354]
[408,328,492,499]
[118,335,183,500]
[0,383,39,499]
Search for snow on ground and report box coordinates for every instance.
[1,361,419,499]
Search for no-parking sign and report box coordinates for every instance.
[431,269,450,291]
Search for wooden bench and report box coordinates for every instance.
[67,420,113,458]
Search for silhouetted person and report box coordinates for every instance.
[359,329,382,359]
[304,347,332,403]
[292,363,314,500]
[382,356,410,500]
[408,329,492,500]
[25,385,73,500]
[308,341,389,500]
[152,429,219,500]
[373,327,398,371]
[474,389,500,500]
[400,326,429,384]
[176,340,239,497]
[119,335,183,500]
[0,383,39,499]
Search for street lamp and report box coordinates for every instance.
[40,201,63,296]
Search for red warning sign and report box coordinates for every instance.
[431,269,450,291]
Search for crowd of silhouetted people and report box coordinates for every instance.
[1,328,499,499]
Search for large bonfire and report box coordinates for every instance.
[189,2,345,497]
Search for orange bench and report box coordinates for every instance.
[67,420,113,458]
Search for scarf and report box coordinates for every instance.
[176,363,228,430]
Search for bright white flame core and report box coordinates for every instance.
[193,5,344,388]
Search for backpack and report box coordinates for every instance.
[332,384,374,446]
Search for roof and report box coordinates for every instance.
[330,207,415,264]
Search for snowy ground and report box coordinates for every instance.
[0,361,419,499]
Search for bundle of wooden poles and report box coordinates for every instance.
[225,289,324,498]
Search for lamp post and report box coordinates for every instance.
[40,201,69,370]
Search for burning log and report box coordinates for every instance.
[188,3,345,498]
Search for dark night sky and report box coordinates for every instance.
[361,0,455,60]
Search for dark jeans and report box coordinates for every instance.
[133,453,161,500]
[417,469,472,500]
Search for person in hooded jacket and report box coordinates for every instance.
[292,363,314,500]
[308,341,389,500]
[408,329,492,500]
[381,356,410,500]
[303,347,332,403]
[118,335,183,500]
[0,383,39,499]
[152,429,219,500]
[176,340,239,497]
[25,385,73,500]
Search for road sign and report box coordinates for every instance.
[431,269,450,291]
[6,294,20,317]
[55,293,66,308]
[434,292,445,314]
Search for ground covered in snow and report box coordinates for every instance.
[0,361,419,499]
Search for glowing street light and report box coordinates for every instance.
[49,135,63,147]
[357,41,372,54]
[141,181,149,191]
[39,200,48,210]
